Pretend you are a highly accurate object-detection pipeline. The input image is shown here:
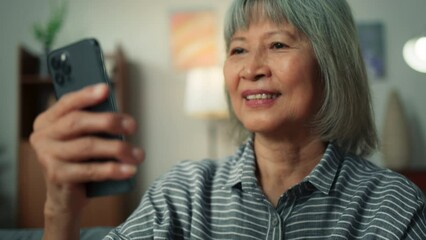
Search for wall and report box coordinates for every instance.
[0,0,425,227]
[349,0,426,167]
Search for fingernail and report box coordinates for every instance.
[92,83,106,97]
[132,148,144,161]
[120,165,137,175]
[122,118,133,132]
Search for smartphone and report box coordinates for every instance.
[47,38,135,197]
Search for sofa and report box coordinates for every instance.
[0,227,112,240]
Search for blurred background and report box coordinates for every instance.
[1,0,425,228]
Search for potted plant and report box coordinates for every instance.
[32,0,67,76]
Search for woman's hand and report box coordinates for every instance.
[30,83,144,239]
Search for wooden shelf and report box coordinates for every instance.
[398,170,426,192]
[21,75,52,84]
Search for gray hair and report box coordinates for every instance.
[224,0,378,157]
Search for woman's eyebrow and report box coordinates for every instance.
[230,36,246,43]
[265,29,299,40]
[229,27,301,44]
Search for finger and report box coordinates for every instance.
[50,137,144,165]
[46,161,138,184]
[48,111,136,139]
[34,83,109,131]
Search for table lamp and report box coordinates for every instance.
[184,66,229,158]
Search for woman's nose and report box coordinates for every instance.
[239,51,271,81]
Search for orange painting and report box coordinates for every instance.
[170,10,218,70]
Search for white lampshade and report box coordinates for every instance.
[184,67,229,119]
[403,36,426,73]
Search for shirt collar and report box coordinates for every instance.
[225,136,344,196]
[226,137,256,190]
[304,142,343,195]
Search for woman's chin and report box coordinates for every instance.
[243,121,282,136]
[243,119,311,139]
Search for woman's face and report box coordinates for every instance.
[224,20,322,137]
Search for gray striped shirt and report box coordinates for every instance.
[105,138,426,239]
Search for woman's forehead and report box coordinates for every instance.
[232,2,303,37]
[242,1,288,26]
[232,19,305,41]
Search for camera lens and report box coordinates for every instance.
[62,64,71,75]
[55,73,65,85]
[50,57,60,70]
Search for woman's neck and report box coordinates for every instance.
[254,133,326,207]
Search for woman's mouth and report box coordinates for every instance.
[242,90,281,108]
[245,93,281,100]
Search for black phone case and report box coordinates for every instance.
[47,38,135,197]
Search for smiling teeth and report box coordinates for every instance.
[246,94,279,100]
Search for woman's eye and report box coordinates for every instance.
[229,48,246,55]
[271,42,287,49]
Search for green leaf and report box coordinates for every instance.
[31,0,68,50]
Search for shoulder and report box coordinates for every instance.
[328,153,426,238]
[340,153,423,200]
[152,157,235,195]
[337,153,425,222]
[133,157,235,208]
[109,157,237,238]
[339,153,424,201]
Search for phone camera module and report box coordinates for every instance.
[62,64,72,75]
[58,52,72,75]
[60,52,68,62]
[50,57,60,70]
[55,73,65,85]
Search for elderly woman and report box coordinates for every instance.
[31,0,426,239]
